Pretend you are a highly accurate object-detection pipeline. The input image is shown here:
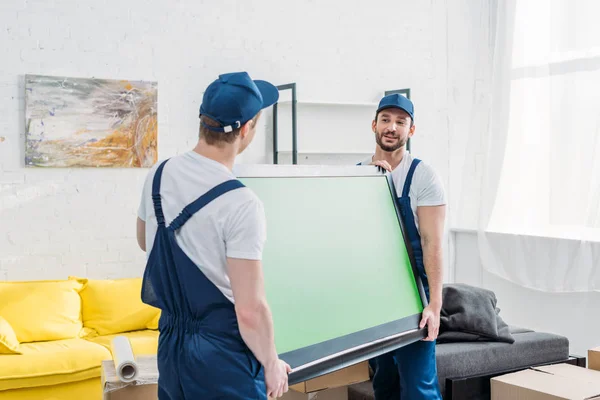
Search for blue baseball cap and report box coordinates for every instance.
[199,72,279,133]
[376,94,415,121]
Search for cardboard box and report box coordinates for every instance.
[101,356,158,400]
[589,347,600,371]
[491,363,600,400]
[289,361,369,393]
[273,386,347,400]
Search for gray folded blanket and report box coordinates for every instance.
[437,283,514,344]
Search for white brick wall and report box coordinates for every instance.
[0,0,492,281]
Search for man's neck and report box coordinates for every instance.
[193,140,238,171]
[373,146,406,170]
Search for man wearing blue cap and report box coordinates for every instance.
[358,94,446,399]
[136,72,290,399]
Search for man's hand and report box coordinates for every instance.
[265,359,291,398]
[370,160,393,173]
[419,303,441,341]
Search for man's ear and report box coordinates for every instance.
[239,120,252,139]
[408,123,416,138]
[372,119,377,133]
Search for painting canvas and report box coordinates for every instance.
[25,74,158,168]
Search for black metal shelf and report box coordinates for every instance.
[272,83,297,165]
[271,85,412,164]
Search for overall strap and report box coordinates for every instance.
[151,159,171,227]
[401,158,421,197]
[168,180,246,231]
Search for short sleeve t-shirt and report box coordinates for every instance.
[138,151,267,303]
[358,151,446,230]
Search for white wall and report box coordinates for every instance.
[454,231,600,358]
[0,0,491,281]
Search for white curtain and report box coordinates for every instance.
[477,0,600,292]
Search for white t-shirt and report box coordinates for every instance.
[358,151,446,230]
[138,151,267,303]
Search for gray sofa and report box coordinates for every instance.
[347,326,573,400]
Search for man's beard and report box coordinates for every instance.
[376,131,406,152]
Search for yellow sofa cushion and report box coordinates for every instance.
[0,338,111,391]
[86,330,159,357]
[0,317,21,355]
[0,279,85,343]
[146,311,161,330]
[73,277,160,336]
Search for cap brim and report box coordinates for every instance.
[254,80,280,109]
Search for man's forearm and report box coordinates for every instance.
[422,238,443,309]
[136,217,146,251]
[235,301,279,368]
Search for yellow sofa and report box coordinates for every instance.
[0,277,161,400]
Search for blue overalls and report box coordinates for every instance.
[368,158,442,400]
[141,159,267,399]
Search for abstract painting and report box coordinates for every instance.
[25,74,158,168]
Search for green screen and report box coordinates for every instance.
[240,175,423,354]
